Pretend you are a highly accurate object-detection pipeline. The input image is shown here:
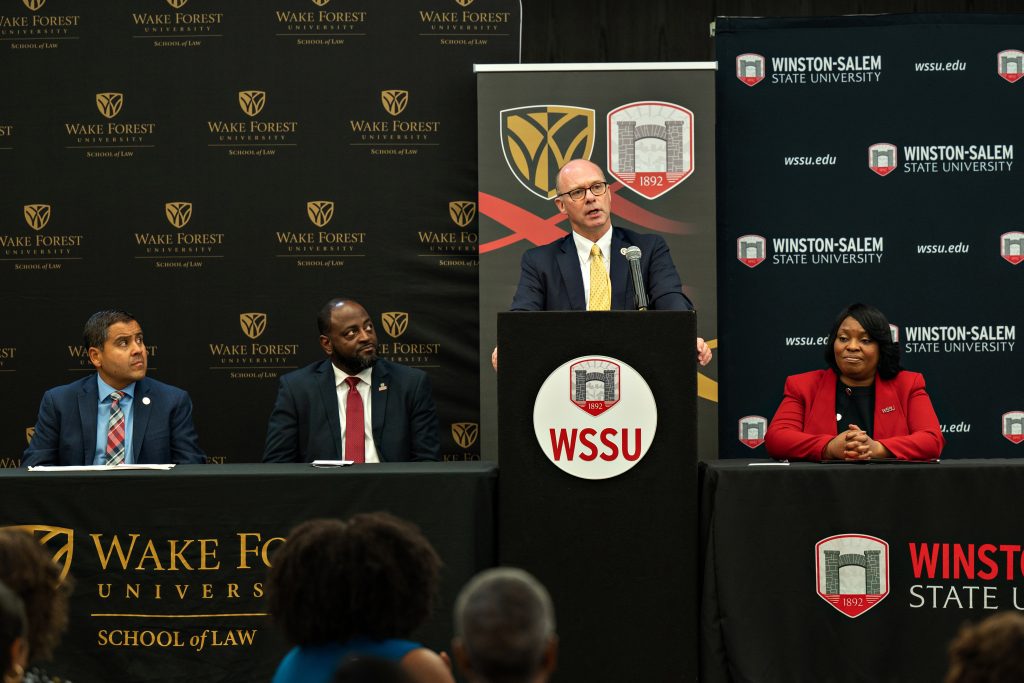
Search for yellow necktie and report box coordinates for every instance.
[588,244,611,310]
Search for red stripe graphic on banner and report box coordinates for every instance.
[480,183,692,254]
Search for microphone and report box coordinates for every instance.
[621,246,649,311]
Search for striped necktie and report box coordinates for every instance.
[105,390,126,465]
[588,243,611,310]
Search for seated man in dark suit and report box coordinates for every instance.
[23,310,205,466]
[494,158,711,368]
[262,298,440,463]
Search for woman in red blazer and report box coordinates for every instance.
[765,303,944,461]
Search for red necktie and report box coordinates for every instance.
[344,376,365,463]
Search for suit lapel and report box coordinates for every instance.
[556,235,586,310]
[610,228,629,310]
[873,376,902,439]
[807,371,839,434]
[132,378,152,462]
[318,361,344,458]
[371,362,390,459]
[79,377,99,466]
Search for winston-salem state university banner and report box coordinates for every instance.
[716,14,1024,459]
[476,63,718,461]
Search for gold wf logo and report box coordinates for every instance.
[500,106,595,199]
[311,0,330,6]
[95,93,124,120]
[2,526,74,583]
[381,312,409,338]
[25,427,35,445]
[22,0,45,10]
[451,422,479,448]
[381,90,409,117]
[455,0,474,6]
[448,201,476,228]
[239,313,268,340]
[23,204,51,231]
[306,201,335,228]
[165,0,188,8]
[238,91,267,118]
[165,202,192,229]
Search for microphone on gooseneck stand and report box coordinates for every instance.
[621,246,649,311]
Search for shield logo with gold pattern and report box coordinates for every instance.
[3,526,74,583]
[307,201,335,228]
[381,312,409,339]
[165,0,188,8]
[500,105,595,199]
[165,202,192,229]
[451,422,479,448]
[22,0,45,11]
[381,90,409,117]
[239,313,268,340]
[238,91,267,118]
[25,427,35,445]
[96,93,124,120]
[23,204,51,231]
[311,0,331,6]
[448,201,476,228]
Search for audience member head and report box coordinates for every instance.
[267,513,442,646]
[0,529,73,664]
[945,611,1024,683]
[0,580,28,683]
[453,567,557,683]
[333,656,414,683]
[823,302,901,380]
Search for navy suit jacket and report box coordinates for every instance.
[262,358,440,463]
[22,375,206,466]
[510,227,694,311]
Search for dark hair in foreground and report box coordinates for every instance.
[945,611,1024,683]
[0,528,73,662]
[0,580,26,672]
[82,309,137,349]
[333,656,414,683]
[267,513,441,646]
[454,567,556,683]
[823,302,902,379]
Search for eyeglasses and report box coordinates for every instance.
[556,181,608,202]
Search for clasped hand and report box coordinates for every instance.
[824,424,890,460]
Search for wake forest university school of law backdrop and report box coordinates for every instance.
[0,0,521,464]
[717,14,1024,460]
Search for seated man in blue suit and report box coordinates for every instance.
[262,298,440,463]
[23,310,206,466]
[494,158,711,368]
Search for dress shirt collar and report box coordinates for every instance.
[97,375,136,402]
[572,228,613,269]
[331,363,373,388]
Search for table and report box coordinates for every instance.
[0,463,497,683]
[701,459,1024,683]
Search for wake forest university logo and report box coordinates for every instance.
[164,202,192,229]
[166,0,188,8]
[451,422,479,448]
[998,50,1024,84]
[95,93,124,120]
[238,90,267,118]
[2,526,73,582]
[738,415,766,448]
[816,534,890,618]
[448,201,476,227]
[736,234,766,268]
[239,313,268,340]
[607,101,694,200]
[23,204,51,231]
[868,143,898,176]
[307,201,335,228]
[500,105,595,200]
[736,53,766,86]
[22,0,45,11]
[381,90,409,117]
[381,312,409,338]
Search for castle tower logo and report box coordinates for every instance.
[500,105,595,200]
[868,142,898,176]
[608,101,694,200]
[381,312,409,338]
[1003,411,1024,444]
[165,0,188,8]
[95,92,124,120]
[815,534,889,618]
[238,90,267,117]
[165,202,192,229]
[448,201,476,227]
[23,204,51,231]
[570,358,620,417]
[239,312,268,340]
[451,422,479,448]
[736,53,766,86]
[998,50,1024,84]
[381,90,409,116]
[306,201,335,228]
[738,415,767,448]
[736,234,766,268]
[1001,231,1024,266]
[22,0,45,10]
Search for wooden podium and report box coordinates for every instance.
[497,310,698,682]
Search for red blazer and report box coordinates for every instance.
[764,369,945,461]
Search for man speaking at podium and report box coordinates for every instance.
[497,158,711,367]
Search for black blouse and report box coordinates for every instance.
[835,379,875,437]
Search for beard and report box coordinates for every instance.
[333,344,378,373]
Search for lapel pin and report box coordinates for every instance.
[881,405,894,413]
[142,397,151,405]
[378,383,388,392]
